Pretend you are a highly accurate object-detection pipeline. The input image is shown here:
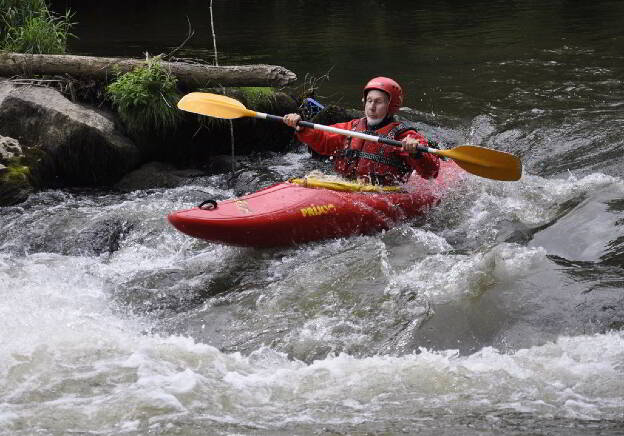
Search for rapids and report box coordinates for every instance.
[3,1,624,434]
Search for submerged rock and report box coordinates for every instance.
[115,161,207,192]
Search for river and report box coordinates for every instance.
[2,1,624,434]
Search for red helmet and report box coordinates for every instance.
[363,77,403,115]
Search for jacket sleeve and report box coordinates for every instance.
[398,130,440,180]
[295,120,354,156]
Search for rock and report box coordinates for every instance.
[0,81,141,188]
[0,179,31,206]
[0,163,33,206]
[311,104,361,126]
[0,134,32,206]
[0,135,22,163]
[206,154,236,174]
[115,161,207,192]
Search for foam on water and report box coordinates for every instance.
[2,221,621,433]
[1,167,623,434]
[2,298,623,434]
[387,243,547,305]
[426,169,624,250]
[266,151,313,178]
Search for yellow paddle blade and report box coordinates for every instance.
[177,92,256,119]
[290,177,404,193]
[437,145,522,181]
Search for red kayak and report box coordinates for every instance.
[168,160,463,247]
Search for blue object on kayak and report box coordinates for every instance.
[300,97,325,119]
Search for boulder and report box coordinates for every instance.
[0,80,141,188]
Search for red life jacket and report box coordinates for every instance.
[332,118,414,185]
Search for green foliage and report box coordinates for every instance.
[0,0,48,27]
[238,87,275,108]
[3,13,74,54]
[0,0,75,54]
[106,58,182,136]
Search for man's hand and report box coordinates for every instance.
[283,113,302,131]
[401,136,423,153]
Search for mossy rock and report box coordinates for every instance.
[237,87,276,109]
[201,87,281,112]
[0,163,33,206]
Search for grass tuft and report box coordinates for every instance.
[106,58,182,136]
[0,0,75,54]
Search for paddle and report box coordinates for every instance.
[177,92,522,181]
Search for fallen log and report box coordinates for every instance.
[0,52,297,88]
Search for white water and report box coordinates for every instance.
[1,156,623,435]
[1,249,623,433]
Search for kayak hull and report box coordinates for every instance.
[168,160,462,247]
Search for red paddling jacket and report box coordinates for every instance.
[297,117,440,185]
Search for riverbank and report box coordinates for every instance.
[0,56,315,206]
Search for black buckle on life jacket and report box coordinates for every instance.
[369,174,386,185]
[344,149,359,160]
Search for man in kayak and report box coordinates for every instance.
[283,77,440,185]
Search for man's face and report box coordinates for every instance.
[364,89,390,123]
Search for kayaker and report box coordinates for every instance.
[283,77,440,185]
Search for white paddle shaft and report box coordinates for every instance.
[257,112,434,154]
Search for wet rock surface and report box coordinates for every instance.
[0,81,141,189]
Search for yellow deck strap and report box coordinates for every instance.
[289,177,404,193]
